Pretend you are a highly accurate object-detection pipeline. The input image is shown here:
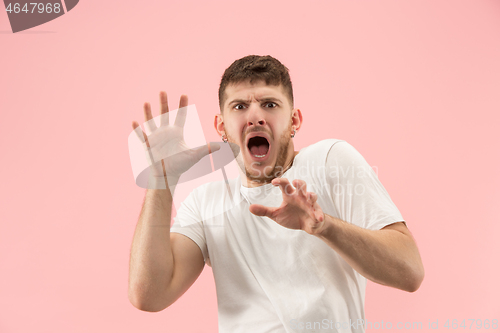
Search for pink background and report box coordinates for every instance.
[1,0,499,332]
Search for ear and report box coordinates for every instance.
[291,108,303,132]
[214,113,225,136]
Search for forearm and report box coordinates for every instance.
[128,179,177,311]
[316,214,423,292]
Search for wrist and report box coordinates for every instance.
[166,175,179,193]
[147,175,168,189]
[313,213,333,239]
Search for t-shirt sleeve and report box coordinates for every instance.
[325,141,405,230]
[170,188,209,263]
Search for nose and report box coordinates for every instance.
[246,104,266,127]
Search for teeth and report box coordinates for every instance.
[253,154,266,158]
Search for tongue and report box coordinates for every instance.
[250,144,269,156]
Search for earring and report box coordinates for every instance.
[291,129,296,138]
[222,134,228,143]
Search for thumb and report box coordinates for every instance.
[249,204,274,218]
[194,143,221,160]
[208,142,221,153]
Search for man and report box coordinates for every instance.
[128,55,424,333]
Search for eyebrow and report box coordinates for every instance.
[228,97,283,106]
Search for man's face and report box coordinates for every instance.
[215,80,302,186]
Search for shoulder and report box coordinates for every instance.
[295,139,347,166]
[302,139,347,156]
[324,140,369,165]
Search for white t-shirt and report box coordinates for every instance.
[170,139,405,333]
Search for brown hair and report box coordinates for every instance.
[218,55,294,112]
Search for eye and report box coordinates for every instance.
[264,102,277,108]
[234,104,246,110]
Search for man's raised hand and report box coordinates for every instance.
[132,92,220,184]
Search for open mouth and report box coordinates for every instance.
[247,136,270,160]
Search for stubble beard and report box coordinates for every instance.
[226,122,293,186]
[245,124,293,185]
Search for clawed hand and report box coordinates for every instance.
[249,178,326,235]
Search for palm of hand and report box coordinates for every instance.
[249,178,326,235]
[148,126,199,176]
[271,193,318,232]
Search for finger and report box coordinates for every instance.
[159,91,169,126]
[307,192,318,203]
[207,142,221,154]
[293,179,307,197]
[144,102,158,132]
[179,94,188,108]
[306,192,313,205]
[132,121,150,147]
[313,202,325,222]
[272,177,295,196]
[174,94,188,128]
[249,204,274,218]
